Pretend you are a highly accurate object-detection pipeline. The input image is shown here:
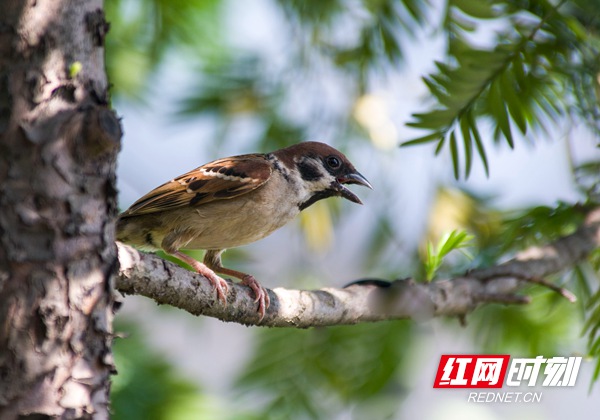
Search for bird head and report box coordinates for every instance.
[273,141,372,211]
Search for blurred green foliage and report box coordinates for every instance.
[176,55,306,152]
[112,321,224,420]
[473,288,579,356]
[276,0,426,81]
[106,0,600,417]
[105,0,223,99]
[237,322,412,419]
[403,0,600,179]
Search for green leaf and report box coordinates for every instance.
[490,80,514,148]
[438,230,474,256]
[407,109,456,130]
[501,70,528,134]
[452,0,498,19]
[592,357,600,388]
[468,112,489,176]
[424,229,474,281]
[449,131,459,179]
[460,114,473,178]
[401,132,444,147]
[422,77,448,103]
[402,0,426,23]
[434,134,447,155]
[425,241,437,281]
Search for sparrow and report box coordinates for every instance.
[116,141,372,319]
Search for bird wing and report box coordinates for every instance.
[120,153,272,217]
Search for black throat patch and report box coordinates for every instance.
[296,159,322,182]
[299,189,337,211]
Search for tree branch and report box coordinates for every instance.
[116,210,600,328]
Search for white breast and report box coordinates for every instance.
[182,169,302,250]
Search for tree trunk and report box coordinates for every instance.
[0,1,120,418]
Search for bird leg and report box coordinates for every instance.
[204,250,270,320]
[171,251,229,303]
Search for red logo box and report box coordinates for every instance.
[433,355,510,388]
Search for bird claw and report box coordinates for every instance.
[199,271,229,303]
[209,275,229,304]
[242,275,270,321]
[185,254,268,319]
[186,258,230,303]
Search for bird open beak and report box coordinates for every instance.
[336,172,373,204]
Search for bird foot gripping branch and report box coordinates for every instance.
[116,141,372,319]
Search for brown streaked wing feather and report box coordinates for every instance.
[120,153,272,217]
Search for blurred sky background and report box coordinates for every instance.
[113,0,600,418]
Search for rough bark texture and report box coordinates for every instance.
[116,211,600,328]
[0,1,120,418]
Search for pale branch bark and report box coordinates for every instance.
[116,211,600,328]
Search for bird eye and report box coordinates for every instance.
[326,156,341,169]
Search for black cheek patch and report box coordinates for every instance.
[297,160,322,181]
